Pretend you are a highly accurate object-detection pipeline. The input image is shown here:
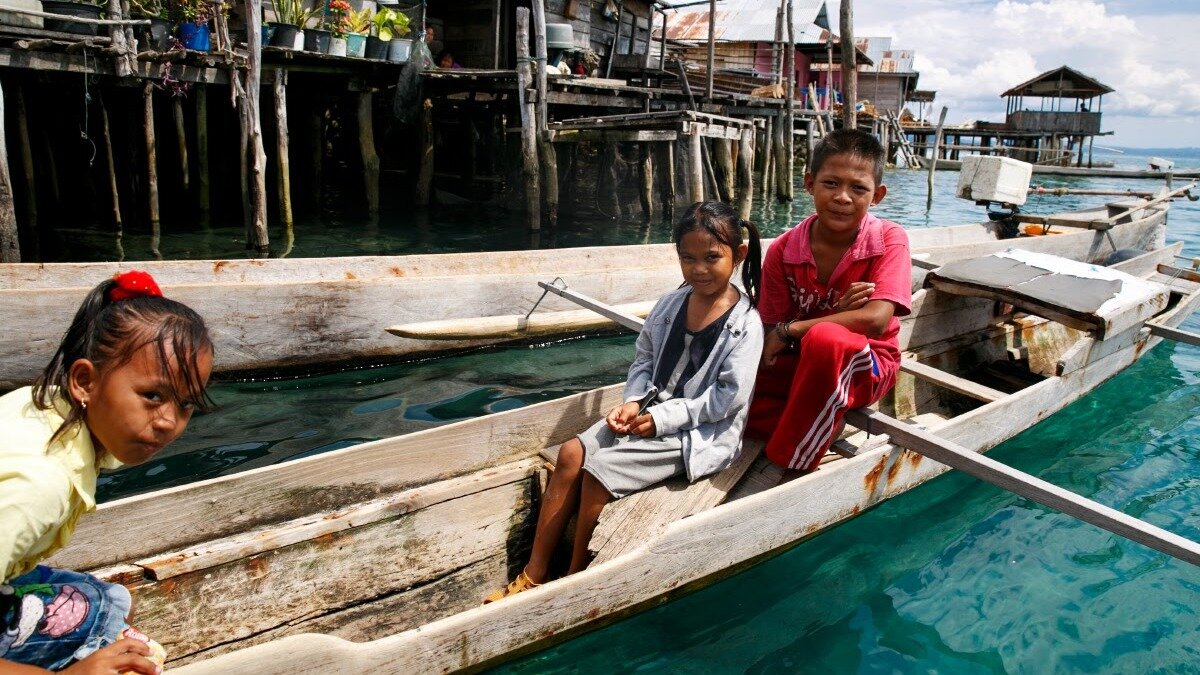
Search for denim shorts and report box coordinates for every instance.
[1,565,131,670]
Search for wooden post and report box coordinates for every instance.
[607,142,623,218]
[274,70,293,233]
[515,9,540,230]
[705,0,715,101]
[172,97,189,191]
[805,118,814,166]
[773,110,788,201]
[0,81,19,262]
[926,105,947,211]
[492,0,501,68]
[761,115,773,199]
[713,137,734,202]
[638,142,653,223]
[689,131,704,204]
[106,0,134,77]
[358,91,379,218]
[195,85,209,218]
[238,99,251,247]
[245,0,269,255]
[309,105,322,208]
[735,127,754,220]
[13,84,35,231]
[784,0,794,200]
[415,98,434,206]
[658,10,668,73]
[839,0,856,129]
[98,91,121,230]
[540,141,559,227]
[142,83,159,233]
[532,0,557,227]
[605,1,623,79]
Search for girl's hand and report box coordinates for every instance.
[606,401,643,434]
[628,413,656,438]
[838,282,875,311]
[60,639,159,675]
[761,328,789,367]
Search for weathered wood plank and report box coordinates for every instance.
[48,385,623,571]
[132,478,536,661]
[386,301,655,340]
[135,459,541,581]
[588,439,763,566]
[898,358,1006,403]
[1157,263,1200,284]
[1149,324,1200,348]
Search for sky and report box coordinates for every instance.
[838,0,1199,148]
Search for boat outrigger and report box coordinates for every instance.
[44,239,1200,673]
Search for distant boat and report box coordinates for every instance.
[918,156,1199,180]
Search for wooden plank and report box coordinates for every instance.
[549,129,677,143]
[135,459,541,581]
[1157,264,1200,284]
[589,439,763,566]
[386,301,656,340]
[1149,324,1200,348]
[47,384,624,571]
[845,408,1200,567]
[898,358,1006,403]
[681,120,745,140]
[131,478,537,661]
[537,281,645,331]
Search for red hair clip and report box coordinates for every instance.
[109,270,163,302]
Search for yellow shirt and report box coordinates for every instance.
[0,386,122,581]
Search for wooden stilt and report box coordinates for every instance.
[926,105,947,211]
[772,110,787,201]
[13,84,35,231]
[689,131,704,204]
[607,141,623,219]
[172,97,188,191]
[661,141,675,222]
[805,118,814,166]
[540,141,559,227]
[195,85,209,218]
[357,91,379,218]
[515,8,540,230]
[273,70,293,234]
[784,0,795,200]
[142,83,161,259]
[638,142,653,223]
[40,119,59,206]
[415,99,434,207]
[761,116,773,199]
[98,91,121,230]
[309,105,323,209]
[0,80,19,262]
[244,0,269,256]
[238,99,251,247]
[735,127,753,220]
[714,137,734,203]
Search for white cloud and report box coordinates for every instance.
[843,0,1200,146]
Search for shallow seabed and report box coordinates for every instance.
[90,147,1200,673]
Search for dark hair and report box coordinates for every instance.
[32,277,215,444]
[673,201,762,307]
[809,128,886,185]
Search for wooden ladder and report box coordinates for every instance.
[886,110,921,169]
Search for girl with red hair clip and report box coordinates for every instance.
[1,271,213,674]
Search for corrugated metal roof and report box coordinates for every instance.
[857,36,915,73]
[664,0,830,44]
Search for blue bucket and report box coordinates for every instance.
[179,22,211,52]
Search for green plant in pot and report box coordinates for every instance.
[267,0,315,49]
[170,0,216,51]
[367,7,409,62]
[130,0,170,50]
[345,6,370,58]
[42,0,106,36]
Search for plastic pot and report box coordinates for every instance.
[346,32,366,58]
[327,36,347,57]
[268,22,300,49]
[178,21,210,51]
[364,35,388,60]
[42,1,103,36]
[387,37,411,63]
[140,16,171,51]
[303,28,330,53]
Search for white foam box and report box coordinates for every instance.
[0,0,43,29]
[956,155,1033,205]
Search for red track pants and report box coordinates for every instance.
[747,322,883,471]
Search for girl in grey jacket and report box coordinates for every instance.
[486,202,764,603]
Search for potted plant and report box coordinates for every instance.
[325,0,351,56]
[368,6,410,63]
[267,0,308,49]
[344,6,370,58]
[171,0,215,51]
[41,0,105,36]
[130,0,170,50]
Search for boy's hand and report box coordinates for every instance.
[61,639,160,675]
[761,328,788,367]
[627,413,656,438]
[606,401,643,434]
[837,282,875,311]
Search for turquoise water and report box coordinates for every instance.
[89,147,1200,672]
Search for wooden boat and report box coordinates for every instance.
[0,196,1171,389]
[44,242,1200,673]
[918,155,1200,180]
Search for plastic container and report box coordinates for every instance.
[956,155,1032,206]
[42,0,103,36]
[178,21,210,51]
[545,22,573,49]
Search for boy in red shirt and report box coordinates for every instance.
[747,129,912,472]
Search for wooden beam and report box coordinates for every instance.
[515,9,540,230]
[98,91,121,231]
[536,281,644,332]
[244,0,269,256]
[0,80,19,262]
[845,408,1200,567]
[357,91,379,218]
[195,85,209,218]
[1148,324,1200,348]
[1157,264,1200,284]
[899,358,1006,403]
[549,129,677,143]
[273,72,293,233]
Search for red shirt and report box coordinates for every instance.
[759,212,912,383]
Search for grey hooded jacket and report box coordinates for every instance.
[624,286,764,481]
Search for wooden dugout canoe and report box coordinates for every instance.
[0,199,1170,389]
[42,243,1200,673]
[917,156,1200,180]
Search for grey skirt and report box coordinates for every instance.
[578,418,686,498]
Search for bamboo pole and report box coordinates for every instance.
[414,98,434,206]
[839,0,856,129]
[13,84,35,231]
[273,70,293,233]
[735,127,753,220]
[172,97,189,191]
[925,105,947,211]
[515,9,540,230]
[358,91,379,218]
[689,131,704,204]
[638,143,653,223]
[0,81,18,262]
[195,85,209,218]
[98,91,121,229]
